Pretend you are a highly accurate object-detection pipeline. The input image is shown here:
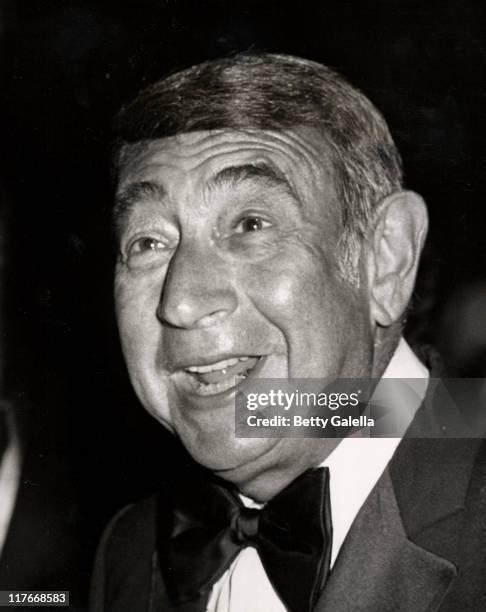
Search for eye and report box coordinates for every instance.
[130,237,165,254]
[234,216,272,233]
[123,235,172,269]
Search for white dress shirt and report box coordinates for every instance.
[207,339,429,612]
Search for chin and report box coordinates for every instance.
[181,430,279,475]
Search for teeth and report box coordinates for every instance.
[186,356,248,374]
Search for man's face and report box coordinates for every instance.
[114,128,375,492]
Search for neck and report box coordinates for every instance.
[371,326,401,378]
[223,438,343,503]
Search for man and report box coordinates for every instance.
[0,197,22,576]
[91,54,486,611]
[0,190,82,604]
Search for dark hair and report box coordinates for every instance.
[114,53,403,278]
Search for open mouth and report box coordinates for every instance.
[176,355,262,396]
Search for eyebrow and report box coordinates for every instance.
[209,162,298,201]
[112,162,299,229]
[113,181,166,227]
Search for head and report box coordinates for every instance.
[112,54,428,499]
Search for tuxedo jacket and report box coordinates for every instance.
[90,388,486,612]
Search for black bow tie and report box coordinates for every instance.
[157,467,332,612]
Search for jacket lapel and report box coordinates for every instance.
[150,467,216,612]
[149,551,209,612]
[316,377,481,612]
[390,379,482,567]
[315,468,456,612]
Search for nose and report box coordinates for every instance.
[157,242,238,329]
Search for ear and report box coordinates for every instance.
[365,191,428,327]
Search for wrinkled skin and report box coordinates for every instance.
[114,128,377,500]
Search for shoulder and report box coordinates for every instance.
[90,496,160,612]
[95,495,161,574]
[102,496,158,558]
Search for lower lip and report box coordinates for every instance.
[174,356,266,404]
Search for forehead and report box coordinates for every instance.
[116,128,335,196]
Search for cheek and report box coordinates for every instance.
[242,243,335,328]
[114,272,174,427]
[114,272,162,359]
[241,247,369,367]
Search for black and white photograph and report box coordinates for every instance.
[1,1,486,610]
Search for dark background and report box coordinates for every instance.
[1,0,486,605]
